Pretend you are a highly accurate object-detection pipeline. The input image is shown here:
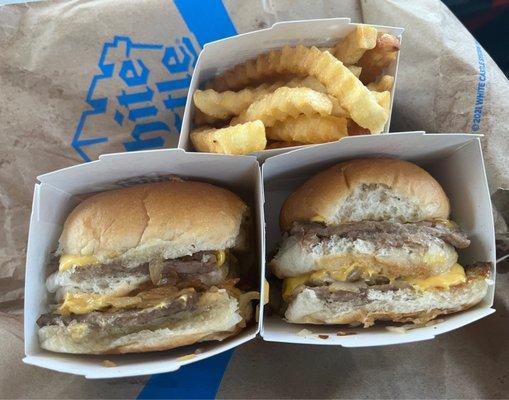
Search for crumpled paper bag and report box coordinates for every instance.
[361,0,509,192]
[0,0,508,395]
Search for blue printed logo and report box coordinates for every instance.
[72,35,199,161]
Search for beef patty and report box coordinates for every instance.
[289,220,470,250]
[293,262,491,303]
[37,291,199,329]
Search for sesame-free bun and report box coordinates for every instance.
[280,159,450,231]
[58,180,249,267]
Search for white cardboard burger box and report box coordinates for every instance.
[179,18,404,161]
[260,131,496,346]
[23,148,264,379]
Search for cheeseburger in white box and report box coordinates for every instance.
[24,149,263,378]
[261,132,495,346]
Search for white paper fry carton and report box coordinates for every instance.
[179,18,404,161]
[260,131,496,347]
[23,149,263,379]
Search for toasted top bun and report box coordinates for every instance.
[58,180,249,267]
[280,158,450,231]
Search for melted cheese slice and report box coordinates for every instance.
[59,255,99,272]
[58,292,141,315]
[407,263,466,291]
[282,265,378,301]
[282,264,467,300]
[58,286,184,315]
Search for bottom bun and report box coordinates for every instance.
[39,290,248,354]
[285,264,490,326]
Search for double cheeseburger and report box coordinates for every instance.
[37,179,258,354]
[270,158,491,326]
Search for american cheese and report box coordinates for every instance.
[59,255,99,272]
[58,292,141,315]
[407,263,466,291]
[282,264,377,301]
[58,286,184,315]
[282,263,467,300]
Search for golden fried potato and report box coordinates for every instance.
[333,25,378,64]
[206,46,386,133]
[347,65,362,78]
[193,82,284,120]
[267,115,348,143]
[231,87,333,127]
[190,120,266,155]
[372,90,391,116]
[367,75,395,92]
[358,33,400,84]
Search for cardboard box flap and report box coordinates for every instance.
[199,18,403,76]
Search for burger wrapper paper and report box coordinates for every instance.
[0,0,508,396]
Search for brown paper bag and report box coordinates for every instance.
[362,0,509,192]
[0,0,270,308]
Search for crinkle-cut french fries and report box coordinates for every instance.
[333,25,378,64]
[267,115,348,143]
[207,46,387,133]
[193,82,284,120]
[231,87,333,127]
[367,75,395,92]
[359,33,400,84]
[266,141,305,149]
[194,77,348,121]
[190,120,266,155]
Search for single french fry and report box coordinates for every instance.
[193,82,283,120]
[333,25,378,64]
[190,120,266,155]
[358,33,400,84]
[206,46,387,133]
[284,76,348,117]
[267,115,348,143]
[231,87,333,127]
[367,75,395,92]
